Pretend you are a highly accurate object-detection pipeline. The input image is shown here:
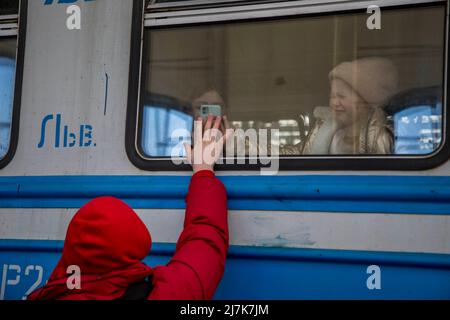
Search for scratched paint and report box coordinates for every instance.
[103,71,109,116]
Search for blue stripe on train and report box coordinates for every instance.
[0,240,449,300]
[0,175,450,214]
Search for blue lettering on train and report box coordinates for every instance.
[37,113,96,149]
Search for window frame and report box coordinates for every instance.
[126,0,450,171]
[0,0,27,169]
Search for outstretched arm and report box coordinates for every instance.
[149,116,231,300]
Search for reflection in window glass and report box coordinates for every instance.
[0,38,16,159]
[140,5,445,157]
[142,105,193,157]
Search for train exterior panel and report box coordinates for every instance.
[1,0,450,300]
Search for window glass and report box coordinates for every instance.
[140,5,445,158]
[0,37,16,159]
[152,0,191,3]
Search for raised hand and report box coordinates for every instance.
[184,115,234,173]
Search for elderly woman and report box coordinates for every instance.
[282,57,399,155]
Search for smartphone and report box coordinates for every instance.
[200,104,222,118]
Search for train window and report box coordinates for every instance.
[0,0,25,168]
[0,39,16,159]
[127,0,449,170]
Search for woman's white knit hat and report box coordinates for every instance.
[329,57,399,108]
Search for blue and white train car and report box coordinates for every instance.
[1,0,450,300]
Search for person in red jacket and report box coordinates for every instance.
[28,115,230,300]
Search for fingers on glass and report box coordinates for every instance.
[211,116,222,141]
[183,142,192,164]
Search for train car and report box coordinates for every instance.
[1,0,450,300]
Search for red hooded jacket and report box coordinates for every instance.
[28,170,229,300]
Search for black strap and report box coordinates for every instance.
[117,276,153,300]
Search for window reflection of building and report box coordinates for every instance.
[0,56,15,158]
[231,119,301,147]
[141,105,193,157]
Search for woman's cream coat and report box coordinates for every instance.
[280,106,393,155]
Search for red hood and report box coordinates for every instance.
[28,196,153,300]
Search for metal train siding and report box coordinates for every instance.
[1,0,450,300]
